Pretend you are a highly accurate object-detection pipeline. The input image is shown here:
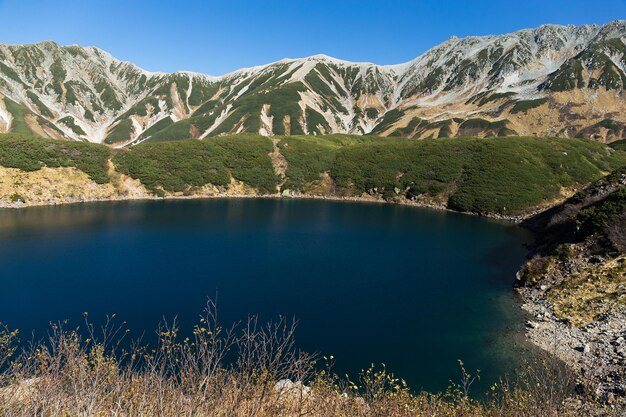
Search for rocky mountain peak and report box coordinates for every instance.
[0,21,624,145]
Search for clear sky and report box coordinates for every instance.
[0,0,624,75]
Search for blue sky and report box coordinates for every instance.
[0,0,623,75]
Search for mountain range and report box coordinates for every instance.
[0,20,625,146]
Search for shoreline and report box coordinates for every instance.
[0,191,537,223]
[514,237,626,403]
[516,284,626,402]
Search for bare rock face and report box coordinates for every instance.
[0,21,625,145]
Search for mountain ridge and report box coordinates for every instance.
[0,20,625,145]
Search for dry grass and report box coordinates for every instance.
[0,301,614,417]
[548,255,626,326]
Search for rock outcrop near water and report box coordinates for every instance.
[517,167,626,404]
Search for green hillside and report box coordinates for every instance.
[0,132,110,183]
[1,132,625,215]
[113,134,278,196]
[279,135,626,215]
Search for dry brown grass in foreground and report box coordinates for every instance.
[0,301,619,417]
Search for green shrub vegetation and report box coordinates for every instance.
[333,138,465,199]
[0,61,22,84]
[277,134,376,190]
[113,135,278,195]
[48,59,66,96]
[456,119,516,137]
[0,133,110,183]
[444,137,624,214]
[122,97,162,118]
[36,116,65,137]
[609,139,626,152]
[0,132,624,216]
[509,98,548,114]
[304,108,331,135]
[215,83,308,136]
[278,135,626,214]
[472,91,516,106]
[330,137,625,214]
[541,60,585,91]
[188,79,221,106]
[391,117,427,137]
[144,118,192,142]
[211,134,278,192]
[58,116,86,136]
[139,117,175,141]
[370,109,405,135]
[113,140,229,196]
[95,80,122,111]
[579,119,626,140]
[105,119,134,144]
[3,98,32,135]
[26,91,54,118]
[578,187,626,234]
[365,108,379,119]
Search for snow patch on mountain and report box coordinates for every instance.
[259,104,274,137]
[0,98,12,131]
[200,104,233,139]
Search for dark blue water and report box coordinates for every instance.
[0,199,534,393]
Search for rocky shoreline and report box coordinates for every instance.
[0,181,535,224]
[511,169,626,411]
[515,237,626,413]
[517,284,626,402]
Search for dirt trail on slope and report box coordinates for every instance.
[106,159,153,199]
[269,138,287,192]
